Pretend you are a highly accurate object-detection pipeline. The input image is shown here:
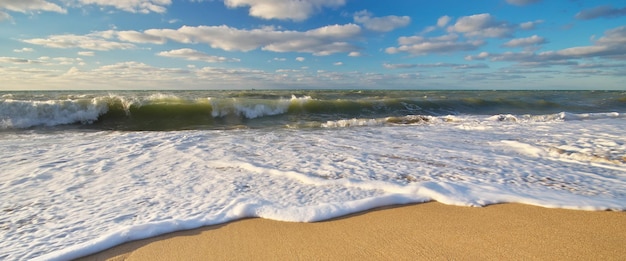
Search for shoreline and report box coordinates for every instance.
[75,202,626,260]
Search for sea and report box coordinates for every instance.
[1,90,626,260]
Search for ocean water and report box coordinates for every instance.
[1,90,626,260]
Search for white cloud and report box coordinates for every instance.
[386,34,484,56]
[50,57,83,65]
[13,47,34,53]
[353,10,410,32]
[223,0,346,21]
[437,15,452,27]
[22,34,136,51]
[264,41,354,56]
[464,26,626,68]
[122,24,362,56]
[53,61,191,87]
[383,62,488,70]
[22,17,363,57]
[348,51,361,57]
[549,26,626,59]
[0,56,41,64]
[296,57,305,62]
[77,0,172,14]
[382,63,416,69]
[0,0,66,14]
[0,55,84,66]
[576,5,626,20]
[115,30,168,44]
[464,51,490,61]
[595,26,626,46]
[447,13,516,38]
[157,48,240,63]
[64,66,81,76]
[0,11,10,21]
[422,15,452,34]
[95,61,189,77]
[502,35,546,47]
[333,61,343,66]
[520,20,543,30]
[506,0,541,6]
[78,51,95,56]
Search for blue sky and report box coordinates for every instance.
[1,0,626,90]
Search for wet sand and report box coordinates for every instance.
[76,202,626,260]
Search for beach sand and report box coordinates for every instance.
[76,202,626,261]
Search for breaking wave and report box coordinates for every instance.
[1,90,625,130]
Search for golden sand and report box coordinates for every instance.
[76,202,626,261]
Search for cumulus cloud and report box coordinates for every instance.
[574,63,626,69]
[0,11,9,21]
[157,48,240,63]
[575,5,626,20]
[223,0,346,21]
[385,34,484,56]
[96,61,187,75]
[21,24,362,56]
[382,63,416,69]
[464,51,490,61]
[296,57,305,62]
[437,15,452,27]
[465,26,626,67]
[0,56,41,64]
[49,57,84,66]
[22,33,136,50]
[0,55,83,66]
[550,26,626,59]
[502,35,546,47]
[0,0,66,13]
[0,0,66,20]
[13,47,34,52]
[447,13,516,38]
[506,0,541,6]
[353,10,410,32]
[422,15,452,34]
[55,62,191,87]
[77,0,172,14]
[116,24,362,55]
[423,13,537,39]
[594,26,626,46]
[9,59,323,90]
[114,30,168,44]
[383,62,488,69]
[78,51,95,56]
[519,20,543,30]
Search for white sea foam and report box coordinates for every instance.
[0,99,108,129]
[322,118,385,127]
[1,117,625,260]
[208,95,311,119]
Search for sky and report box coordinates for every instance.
[1,0,626,90]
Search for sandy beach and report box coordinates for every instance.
[76,202,626,260]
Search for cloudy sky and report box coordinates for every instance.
[1,0,626,90]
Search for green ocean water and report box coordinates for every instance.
[1,90,625,131]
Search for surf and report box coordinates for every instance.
[1,90,625,131]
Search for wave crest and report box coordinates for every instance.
[0,98,109,129]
